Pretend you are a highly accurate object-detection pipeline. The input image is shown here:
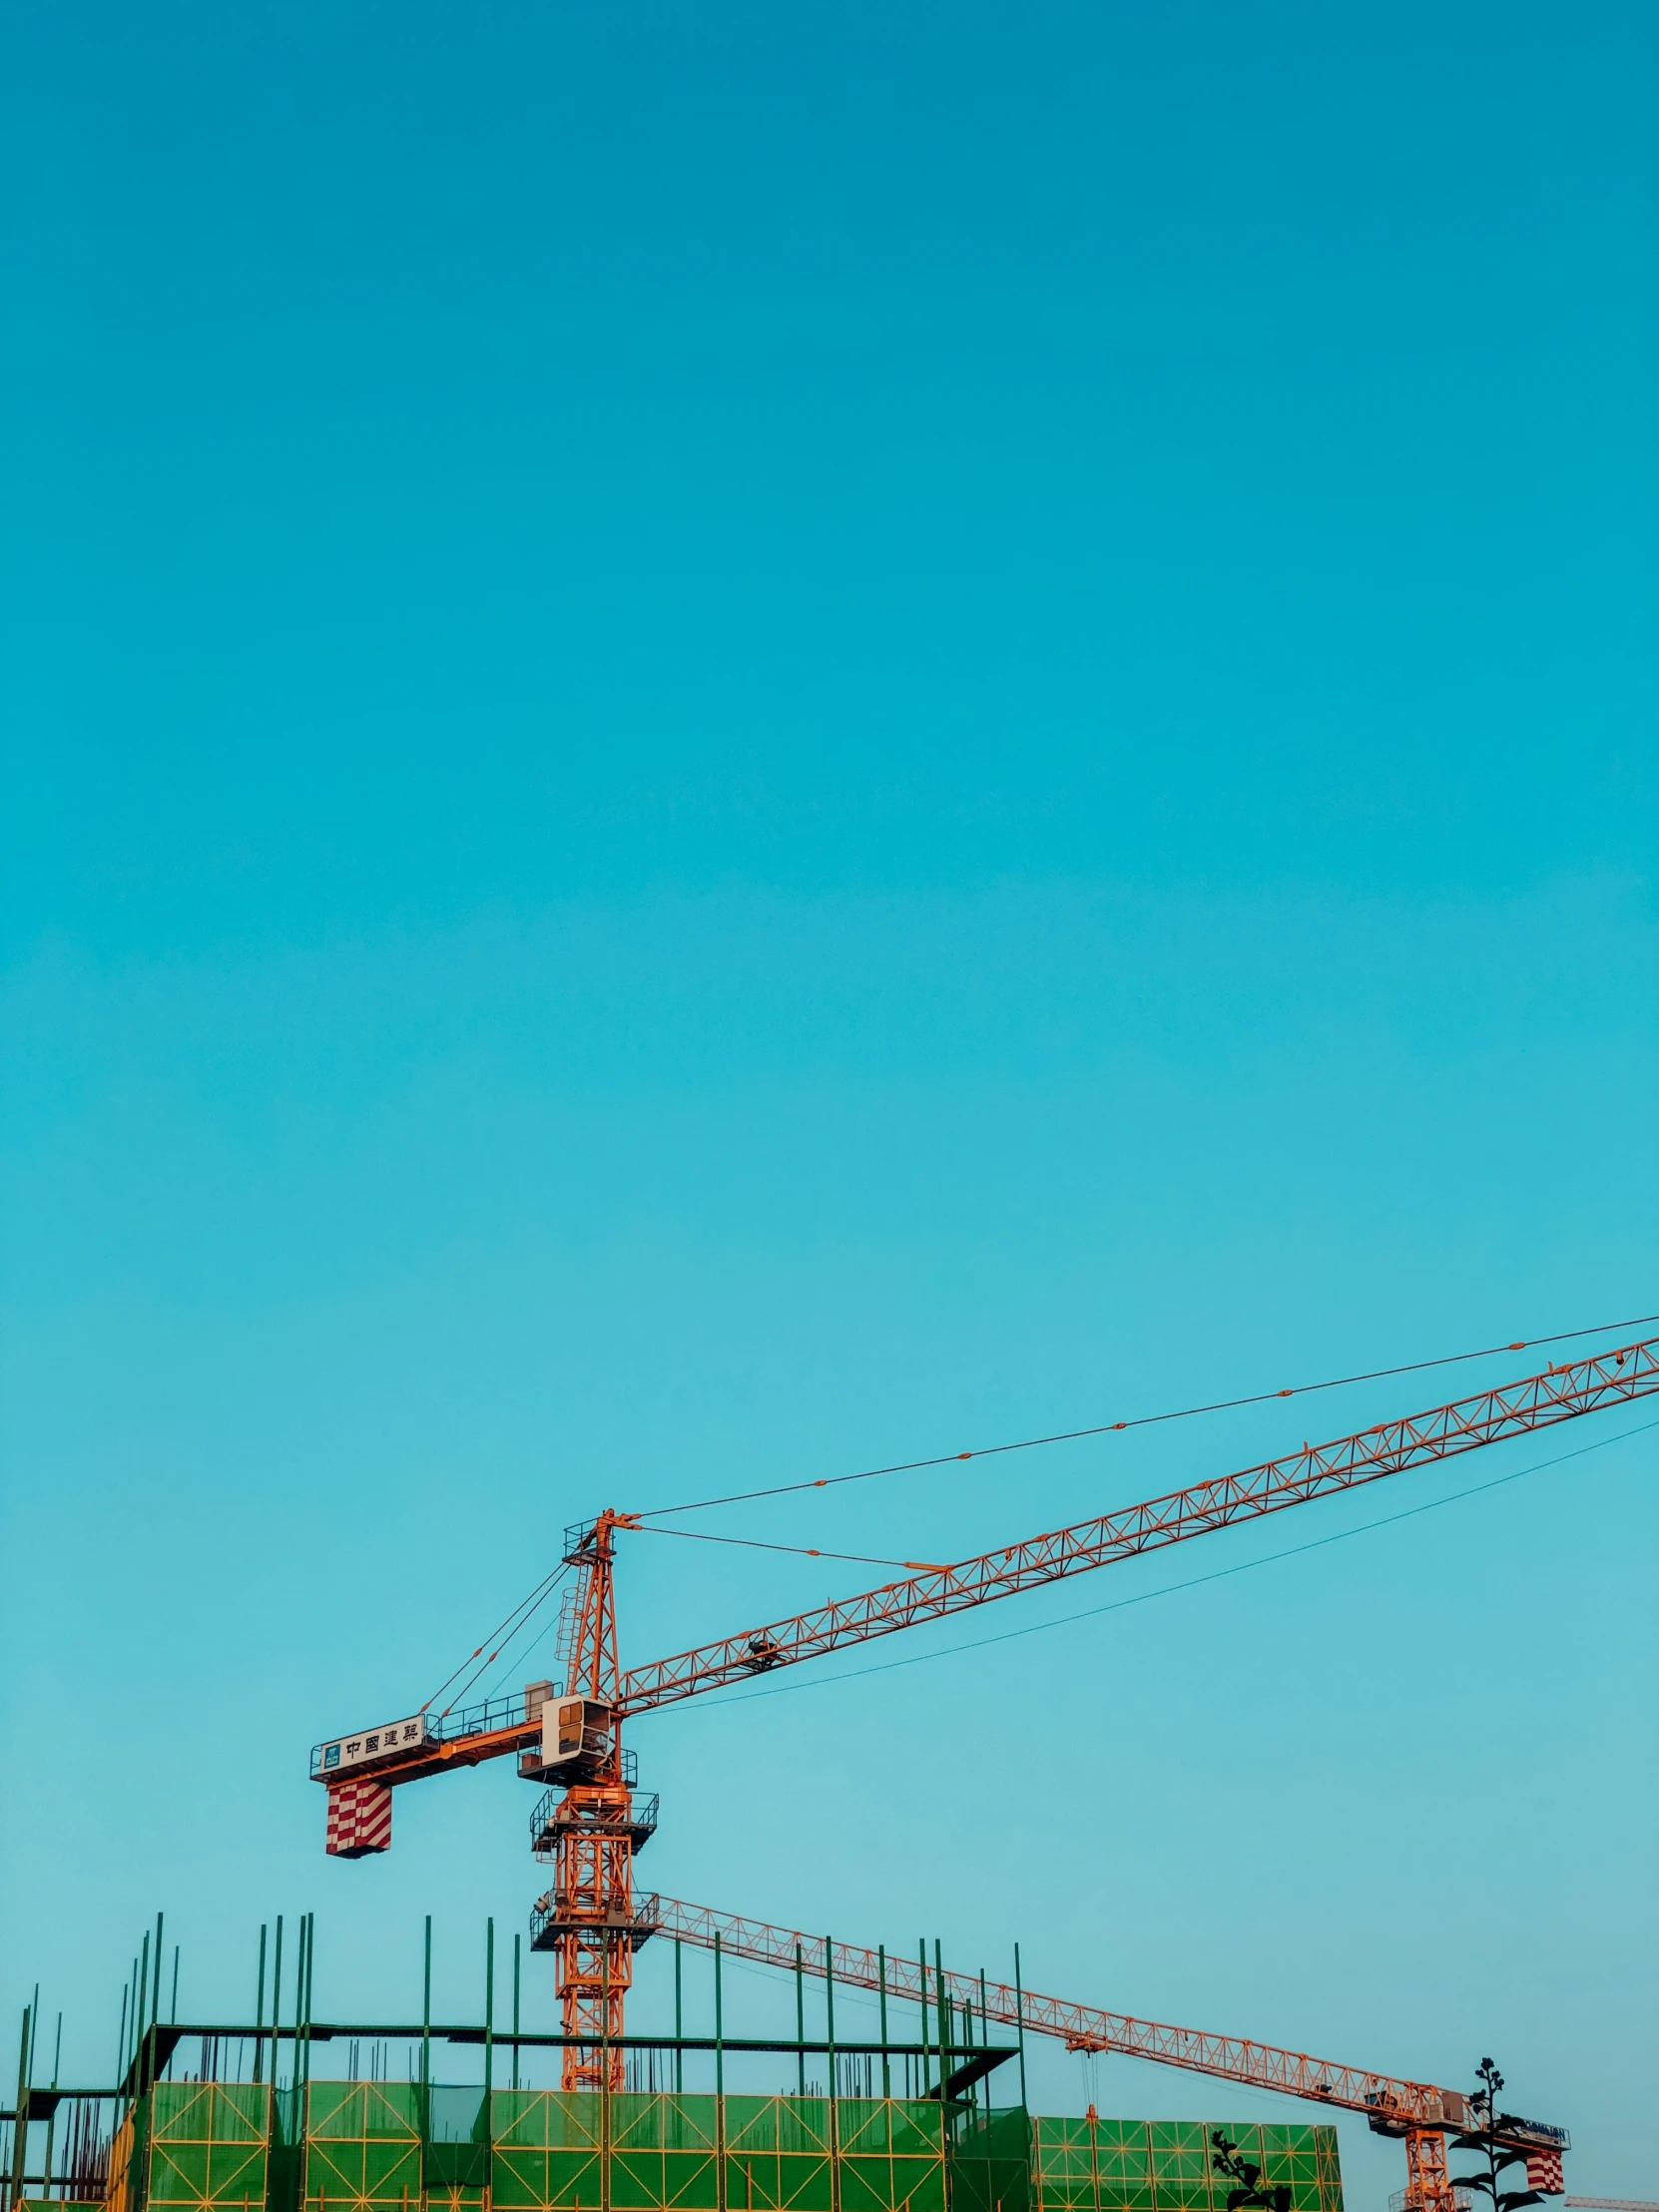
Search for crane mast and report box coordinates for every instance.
[537,1512,630,2087]
[528,1510,653,2090]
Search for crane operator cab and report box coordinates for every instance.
[520,1679,615,1782]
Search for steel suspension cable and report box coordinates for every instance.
[636,1310,1659,1519]
[424,1561,571,1716]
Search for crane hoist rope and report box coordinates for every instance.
[632,1311,1659,1519]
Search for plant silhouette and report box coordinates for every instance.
[1211,2131,1293,2212]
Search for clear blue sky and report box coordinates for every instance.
[2,1,1655,2205]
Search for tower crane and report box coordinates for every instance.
[309,1336,1656,2188]
[651,1898,1572,2212]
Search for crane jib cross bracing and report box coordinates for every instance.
[309,1335,1656,2129]
[652,1895,1572,2157]
[613,1335,1658,1711]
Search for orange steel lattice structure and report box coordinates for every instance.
[611,1337,1659,1713]
[653,1898,1564,2212]
[535,1510,645,2092]
[652,1899,1474,2130]
[1401,2123,1459,2212]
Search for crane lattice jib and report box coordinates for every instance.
[616,1337,1658,1714]
[653,1897,1567,2155]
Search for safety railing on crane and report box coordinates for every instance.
[310,1696,642,1779]
[529,1891,663,1952]
[530,1785,657,1855]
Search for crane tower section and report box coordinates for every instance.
[522,1510,658,2089]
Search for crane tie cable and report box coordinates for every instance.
[436,1310,1658,1707]
[424,1560,571,1716]
[630,1525,948,1570]
[634,1309,1659,1518]
[659,1415,1659,1711]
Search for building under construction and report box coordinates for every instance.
[11,1332,1640,2212]
[4,1949,1345,2212]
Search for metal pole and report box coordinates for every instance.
[171,1950,180,2026]
[293,1919,305,2098]
[794,1947,805,2099]
[601,1941,613,2212]
[117,1986,130,2096]
[151,1917,166,2082]
[607,1936,616,2095]
[674,1941,684,2095]
[301,1916,314,2096]
[294,1919,305,2100]
[713,1936,724,2098]
[270,1921,284,2096]
[824,1939,840,2212]
[11,2005,32,2209]
[511,1935,521,2095]
[135,1934,151,2099]
[254,1928,268,2087]
[877,1949,889,2100]
[713,1936,726,2212]
[421,1918,432,2137]
[125,1958,139,2090]
[484,1921,495,2102]
[933,1945,947,2105]
[297,1919,307,2095]
[40,2011,63,2204]
[1011,1946,1027,2113]
[916,1945,929,2098]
